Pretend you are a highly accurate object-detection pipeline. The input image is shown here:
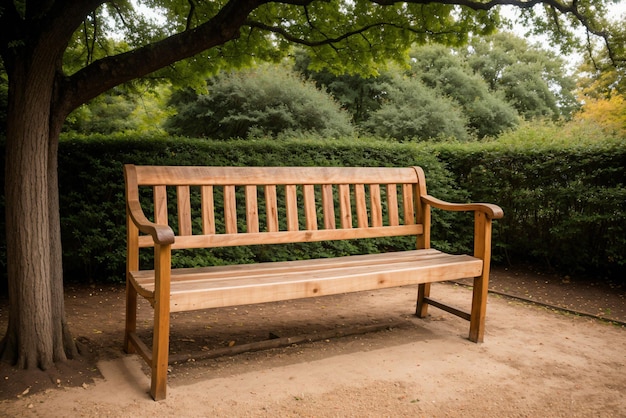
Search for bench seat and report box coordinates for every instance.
[130,249,482,312]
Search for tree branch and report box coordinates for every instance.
[246,20,399,47]
[57,0,621,114]
[60,0,268,113]
[375,0,618,65]
[186,0,196,31]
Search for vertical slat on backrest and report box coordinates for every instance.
[339,184,352,229]
[177,186,192,236]
[224,185,238,234]
[285,185,299,231]
[245,185,259,233]
[265,185,279,232]
[354,184,368,228]
[303,185,317,230]
[370,184,383,227]
[402,183,415,225]
[201,186,216,234]
[322,184,336,229]
[386,184,399,226]
[154,186,168,226]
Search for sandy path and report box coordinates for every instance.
[2,283,625,417]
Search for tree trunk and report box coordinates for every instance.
[0,50,77,368]
[0,0,255,370]
[49,115,79,361]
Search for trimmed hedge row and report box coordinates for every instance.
[437,139,626,278]
[1,134,624,285]
[54,135,468,283]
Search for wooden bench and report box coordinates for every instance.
[123,164,503,400]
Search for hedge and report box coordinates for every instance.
[54,135,467,283]
[437,139,626,278]
[0,134,624,286]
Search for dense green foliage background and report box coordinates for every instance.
[47,35,578,143]
[2,131,623,288]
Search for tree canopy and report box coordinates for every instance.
[0,0,624,374]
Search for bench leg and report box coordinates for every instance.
[469,211,492,343]
[469,273,488,343]
[150,303,170,401]
[124,280,137,354]
[150,243,172,401]
[415,283,431,317]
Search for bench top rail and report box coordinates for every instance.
[125,165,425,249]
[131,165,419,186]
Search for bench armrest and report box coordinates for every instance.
[127,200,175,245]
[421,195,504,220]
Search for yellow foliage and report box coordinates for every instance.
[575,94,626,138]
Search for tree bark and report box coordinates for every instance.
[49,116,79,361]
[0,41,77,369]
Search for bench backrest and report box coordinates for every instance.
[124,165,430,250]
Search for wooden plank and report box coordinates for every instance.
[164,256,479,310]
[138,224,424,249]
[131,249,454,285]
[370,184,383,227]
[134,166,418,186]
[127,332,152,364]
[355,184,368,228]
[420,194,504,220]
[224,185,237,234]
[423,297,471,321]
[322,184,336,229]
[164,255,482,312]
[265,185,279,232]
[339,184,352,228]
[201,186,215,234]
[402,183,415,225]
[303,184,317,230]
[177,185,192,236]
[245,185,259,233]
[285,185,299,231]
[386,184,399,226]
[153,185,168,225]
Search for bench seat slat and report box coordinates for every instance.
[129,249,482,312]
[132,248,444,283]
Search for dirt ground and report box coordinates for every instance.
[0,264,625,417]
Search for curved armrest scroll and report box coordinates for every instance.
[127,200,175,245]
[421,195,504,220]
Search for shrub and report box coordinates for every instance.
[361,75,470,141]
[164,65,354,139]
